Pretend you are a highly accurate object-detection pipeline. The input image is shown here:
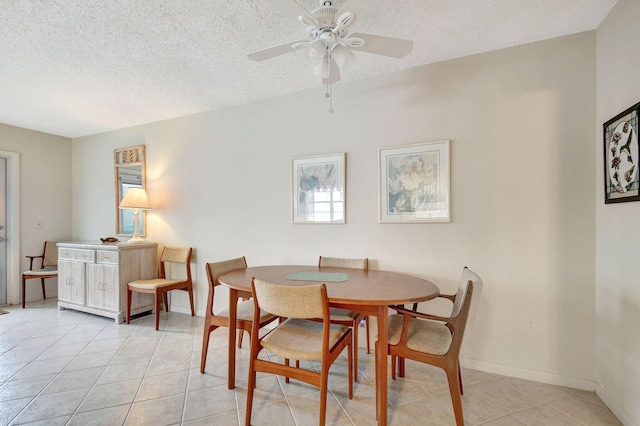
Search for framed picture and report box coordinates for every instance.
[292,153,346,224]
[604,102,640,204]
[379,140,450,223]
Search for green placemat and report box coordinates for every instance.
[286,272,350,282]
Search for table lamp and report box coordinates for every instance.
[119,187,151,243]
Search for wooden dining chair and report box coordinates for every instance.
[246,278,353,426]
[22,241,58,308]
[200,256,278,374]
[126,246,194,330]
[318,256,369,382]
[386,267,482,426]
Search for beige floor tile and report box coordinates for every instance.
[78,378,141,412]
[182,383,237,421]
[182,409,240,425]
[547,394,622,425]
[97,359,149,385]
[135,370,189,401]
[240,399,296,426]
[41,366,104,394]
[68,404,131,426]
[125,393,185,426]
[0,396,31,425]
[0,373,55,401]
[11,387,89,423]
[286,389,350,426]
[510,403,583,425]
[63,350,117,372]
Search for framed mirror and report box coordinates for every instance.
[114,145,146,236]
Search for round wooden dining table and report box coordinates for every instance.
[218,264,439,426]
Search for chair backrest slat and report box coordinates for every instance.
[42,241,58,267]
[206,257,247,287]
[318,256,368,270]
[253,278,326,319]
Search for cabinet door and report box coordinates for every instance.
[86,264,119,311]
[58,260,85,304]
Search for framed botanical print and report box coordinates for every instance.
[292,153,346,224]
[379,140,450,223]
[604,102,640,203]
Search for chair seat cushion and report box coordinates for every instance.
[388,314,452,356]
[262,318,349,361]
[328,307,360,322]
[128,278,183,290]
[23,267,58,276]
[218,299,275,323]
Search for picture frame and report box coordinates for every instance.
[379,140,450,223]
[604,102,640,204]
[292,153,346,224]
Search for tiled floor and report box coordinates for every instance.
[0,299,621,426]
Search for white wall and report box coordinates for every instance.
[0,123,72,304]
[596,0,640,424]
[72,32,597,389]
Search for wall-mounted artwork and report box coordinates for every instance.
[604,102,640,204]
[292,153,346,224]
[379,140,450,223]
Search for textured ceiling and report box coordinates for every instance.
[0,0,617,138]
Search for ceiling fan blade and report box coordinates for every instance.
[348,33,414,59]
[336,0,383,19]
[247,40,308,61]
[264,0,315,21]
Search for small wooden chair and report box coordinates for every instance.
[387,267,483,426]
[200,256,278,374]
[318,256,369,382]
[22,241,58,308]
[246,278,353,426]
[126,246,194,330]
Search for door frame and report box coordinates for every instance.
[0,150,20,305]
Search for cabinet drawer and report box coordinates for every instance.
[96,250,119,264]
[59,248,76,260]
[75,250,95,263]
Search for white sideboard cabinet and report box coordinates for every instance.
[57,241,158,323]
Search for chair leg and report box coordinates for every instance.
[458,361,464,395]
[446,365,465,426]
[347,336,353,399]
[353,318,359,382]
[155,292,161,331]
[398,357,405,378]
[126,287,132,324]
[163,292,170,312]
[188,287,195,316]
[245,360,257,426]
[200,320,215,373]
[40,278,46,301]
[365,316,371,354]
[391,355,396,380]
[237,329,244,349]
[22,276,26,308]
[319,365,329,426]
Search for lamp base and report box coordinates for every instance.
[127,236,146,244]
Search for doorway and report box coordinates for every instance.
[0,150,20,306]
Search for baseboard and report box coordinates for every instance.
[461,357,595,391]
[595,382,636,426]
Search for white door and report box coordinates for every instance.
[0,158,6,305]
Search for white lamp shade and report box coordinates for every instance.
[119,188,151,210]
[302,40,326,66]
[333,44,354,70]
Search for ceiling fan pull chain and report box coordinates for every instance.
[327,49,334,113]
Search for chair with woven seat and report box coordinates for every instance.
[246,278,353,426]
[386,267,483,426]
[126,246,194,330]
[22,241,58,308]
[318,255,369,382]
[200,256,278,374]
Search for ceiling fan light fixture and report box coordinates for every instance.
[333,44,354,70]
[302,39,326,66]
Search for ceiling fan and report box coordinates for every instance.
[248,0,414,111]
